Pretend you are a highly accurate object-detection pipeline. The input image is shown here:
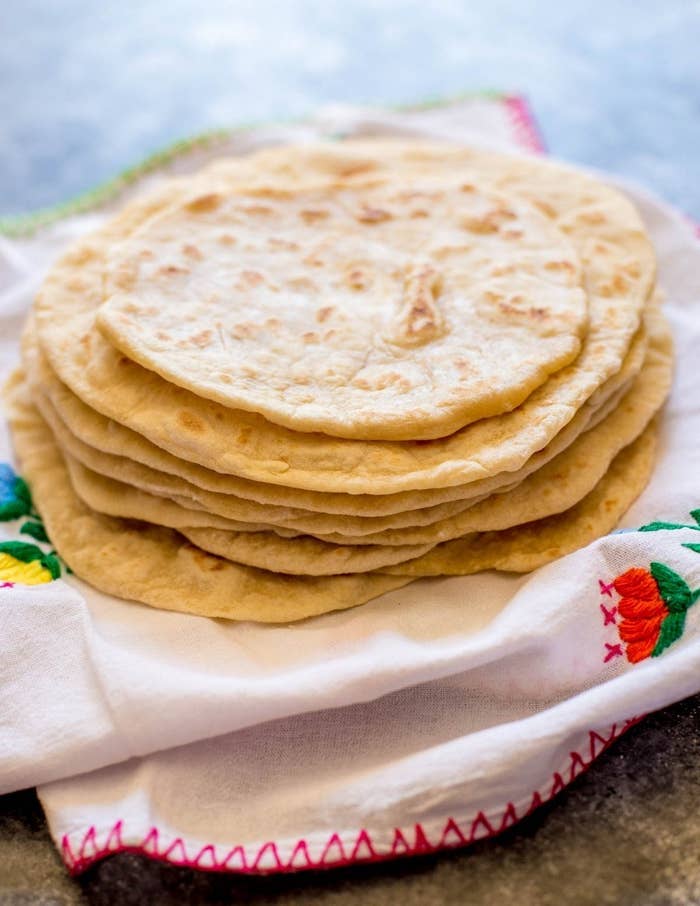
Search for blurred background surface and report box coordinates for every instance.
[1,0,698,216]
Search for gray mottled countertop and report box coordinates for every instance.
[2,1,700,902]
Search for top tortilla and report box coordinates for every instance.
[96,176,587,440]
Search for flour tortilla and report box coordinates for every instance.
[34,140,655,494]
[381,421,658,576]
[26,314,647,517]
[6,392,410,622]
[96,177,587,440]
[46,308,671,575]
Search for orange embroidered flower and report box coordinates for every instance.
[612,563,700,664]
[613,568,669,663]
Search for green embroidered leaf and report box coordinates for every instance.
[20,520,49,543]
[0,499,27,521]
[39,553,61,580]
[12,477,32,509]
[682,543,700,554]
[650,562,693,613]
[639,512,700,534]
[652,612,687,657]
[0,541,48,565]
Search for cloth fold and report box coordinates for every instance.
[1,95,699,875]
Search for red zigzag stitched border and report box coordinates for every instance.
[60,719,641,876]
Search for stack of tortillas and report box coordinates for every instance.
[5,140,673,622]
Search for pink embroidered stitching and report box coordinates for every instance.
[600,578,622,661]
[600,603,617,625]
[59,720,640,877]
[604,642,624,662]
[503,95,547,154]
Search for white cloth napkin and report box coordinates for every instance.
[1,96,699,876]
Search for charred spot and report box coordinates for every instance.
[338,162,375,178]
[242,204,274,216]
[190,546,227,572]
[231,323,255,339]
[68,246,98,266]
[316,306,334,323]
[533,200,556,218]
[189,329,213,348]
[268,237,300,252]
[185,193,222,213]
[182,243,204,260]
[288,276,318,291]
[357,205,392,224]
[346,268,371,290]
[580,210,607,225]
[300,209,330,224]
[598,273,630,298]
[239,270,265,287]
[544,260,575,273]
[177,410,205,433]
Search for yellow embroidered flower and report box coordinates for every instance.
[0,551,54,584]
[0,542,61,585]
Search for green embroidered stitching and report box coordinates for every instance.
[650,561,700,612]
[19,520,49,543]
[639,509,700,554]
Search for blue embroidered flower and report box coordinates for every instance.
[0,464,33,521]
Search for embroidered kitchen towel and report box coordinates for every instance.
[1,95,699,875]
